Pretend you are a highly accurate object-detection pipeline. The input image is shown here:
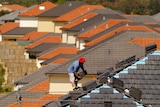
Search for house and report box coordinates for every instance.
[37,1,87,32]
[0,4,26,12]
[18,1,56,28]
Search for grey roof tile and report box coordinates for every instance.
[3,27,37,35]
[38,1,87,17]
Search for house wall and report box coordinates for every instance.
[2,35,24,41]
[76,39,85,50]
[49,74,95,94]
[19,17,38,27]
[62,31,67,43]
[54,22,64,33]
[38,17,55,32]
[67,32,76,44]
[0,34,2,41]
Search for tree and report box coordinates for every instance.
[0,64,5,92]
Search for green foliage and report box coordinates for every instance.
[0,64,5,92]
[0,10,11,17]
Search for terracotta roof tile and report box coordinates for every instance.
[61,12,97,30]
[19,2,56,17]
[18,31,48,40]
[26,80,49,92]
[39,94,64,100]
[155,27,160,31]
[38,47,78,60]
[78,19,131,38]
[85,25,154,47]
[129,38,160,49]
[7,101,47,107]
[0,4,26,11]
[52,58,69,64]
[0,22,19,34]
[25,36,62,49]
[53,5,104,22]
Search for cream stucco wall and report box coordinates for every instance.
[49,74,96,94]
[67,32,76,44]
[54,22,64,33]
[19,17,38,27]
[38,17,55,32]
[62,31,67,43]
[76,39,85,50]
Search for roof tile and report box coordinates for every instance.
[61,12,97,30]
[52,58,69,64]
[53,5,104,22]
[0,22,19,34]
[85,25,154,47]
[39,94,64,100]
[26,36,62,49]
[18,31,48,40]
[19,2,56,17]
[0,4,26,11]
[26,80,49,92]
[38,47,78,60]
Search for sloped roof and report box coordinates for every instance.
[38,1,87,17]
[124,15,158,24]
[0,22,19,34]
[0,4,26,11]
[53,5,104,22]
[38,47,78,60]
[66,14,126,32]
[25,36,62,49]
[19,1,56,17]
[61,12,97,30]
[18,31,48,40]
[3,27,37,35]
[152,12,160,22]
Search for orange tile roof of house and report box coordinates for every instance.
[78,19,131,38]
[18,31,48,40]
[38,47,78,60]
[0,4,26,11]
[52,58,69,64]
[53,5,104,22]
[7,101,47,107]
[61,12,97,30]
[155,27,160,31]
[25,36,62,49]
[26,79,49,92]
[39,94,64,100]
[0,22,19,34]
[84,25,155,47]
[129,38,160,49]
[19,2,56,17]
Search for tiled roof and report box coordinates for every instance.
[84,25,155,47]
[38,47,78,60]
[52,58,69,64]
[77,19,131,38]
[25,36,62,49]
[67,14,126,32]
[26,79,49,92]
[41,54,75,65]
[61,12,97,30]
[53,5,104,22]
[8,101,47,107]
[0,22,19,34]
[129,38,160,49]
[38,1,87,17]
[39,94,64,100]
[0,4,26,11]
[18,31,48,40]
[3,27,37,35]
[19,2,56,17]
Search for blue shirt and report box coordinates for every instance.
[68,60,85,73]
[68,61,79,73]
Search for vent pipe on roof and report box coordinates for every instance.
[103,16,106,20]
[68,2,72,6]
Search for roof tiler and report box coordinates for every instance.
[18,1,56,17]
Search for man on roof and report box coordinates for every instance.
[67,57,86,90]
